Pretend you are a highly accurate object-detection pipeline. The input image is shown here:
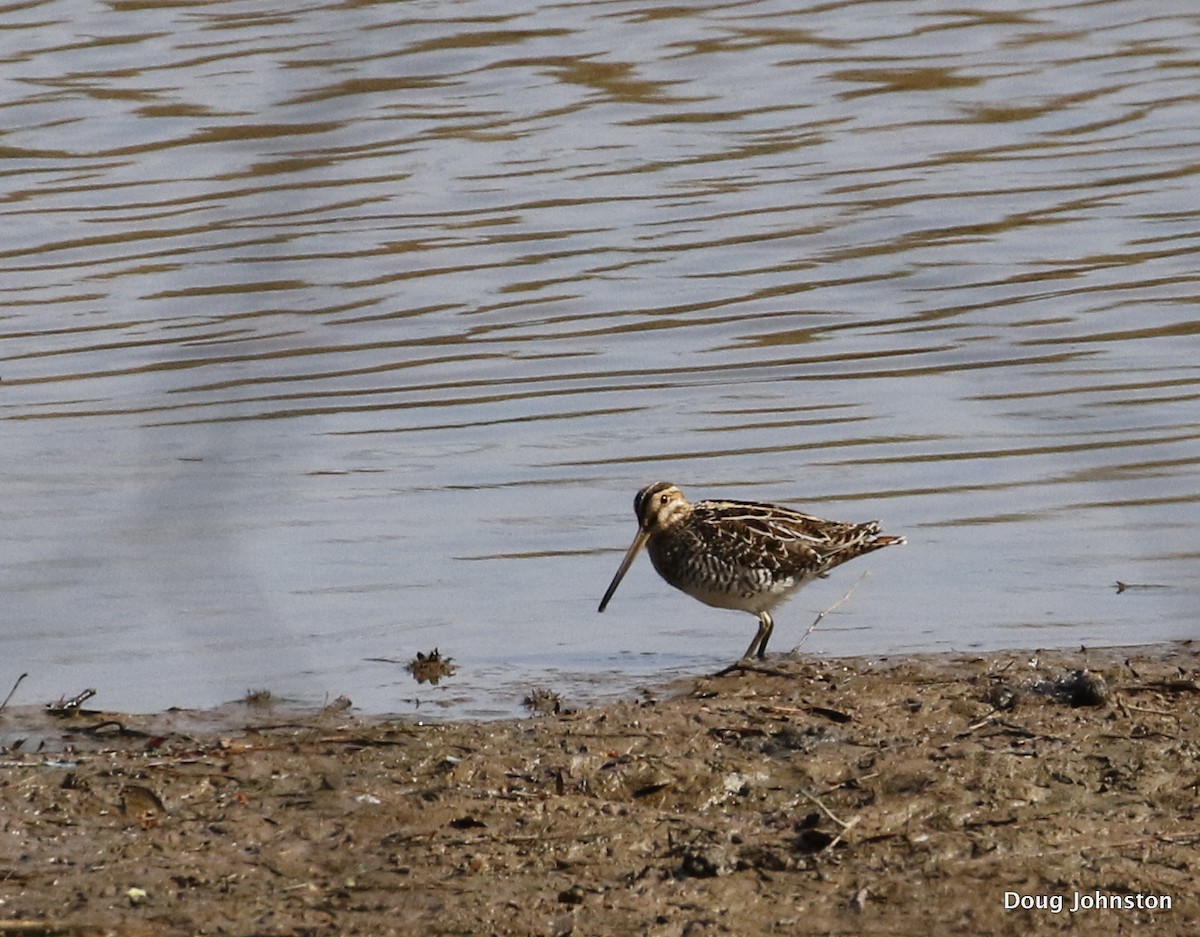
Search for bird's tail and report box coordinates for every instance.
[871,534,906,548]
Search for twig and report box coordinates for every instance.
[824,814,861,852]
[1127,679,1200,695]
[798,785,852,829]
[0,673,27,713]
[962,709,1004,734]
[794,574,867,651]
[765,704,853,724]
[1120,701,1178,718]
[1115,580,1169,593]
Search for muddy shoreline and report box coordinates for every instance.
[1,643,1196,936]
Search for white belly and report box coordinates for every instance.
[671,571,818,615]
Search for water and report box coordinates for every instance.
[2,0,1197,719]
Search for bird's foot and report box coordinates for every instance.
[711,658,791,679]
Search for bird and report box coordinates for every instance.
[598,482,905,661]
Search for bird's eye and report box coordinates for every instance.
[660,494,669,505]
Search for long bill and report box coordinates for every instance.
[598,527,650,612]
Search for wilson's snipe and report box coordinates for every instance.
[598,482,905,660]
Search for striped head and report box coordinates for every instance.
[634,481,691,533]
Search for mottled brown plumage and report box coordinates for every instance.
[599,482,905,660]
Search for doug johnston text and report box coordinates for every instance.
[1004,891,1172,914]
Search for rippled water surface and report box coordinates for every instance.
[3,0,1198,717]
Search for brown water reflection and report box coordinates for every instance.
[1,0,1197,717]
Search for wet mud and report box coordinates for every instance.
[0,643,1196,936]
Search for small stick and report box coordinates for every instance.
[962,709,1004,733]
[1120,702,1178,718]
[794,574,867,651]
[824,814,861,852]
[798,785,852,829]
[0,673,27,713]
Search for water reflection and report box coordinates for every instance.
[1,0,1197,717]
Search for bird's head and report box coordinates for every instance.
[634,481,690,533]
[599,482,691,614]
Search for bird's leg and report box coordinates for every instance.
[743,612,774,660]
[756,611,774,659]
[714,612,786,678]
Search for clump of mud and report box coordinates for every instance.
[406,647,456,685]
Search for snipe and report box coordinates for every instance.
[598,482,905,660]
